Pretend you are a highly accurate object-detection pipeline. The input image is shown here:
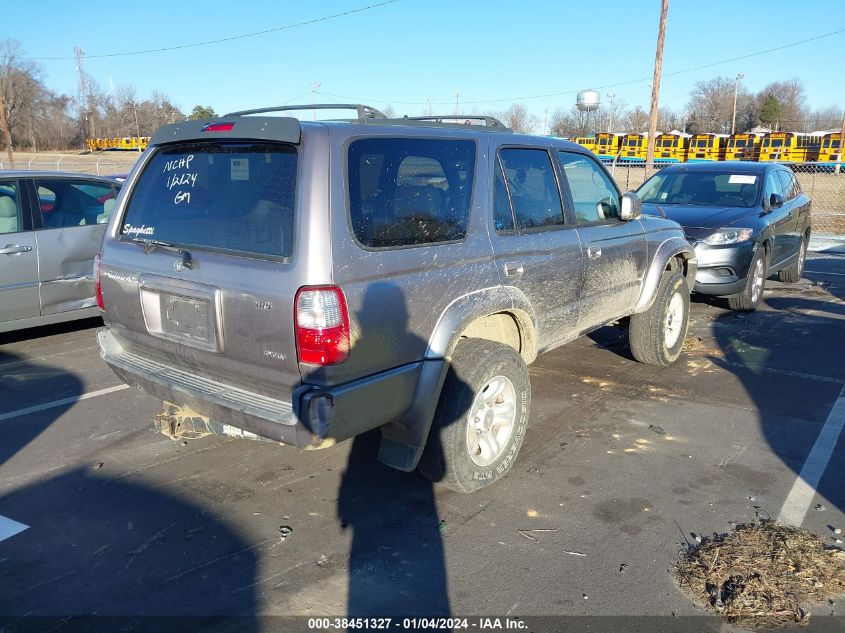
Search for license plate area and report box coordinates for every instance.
[162,294,211,343]
[139,276,222,352]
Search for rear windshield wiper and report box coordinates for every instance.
[129,238,194,269]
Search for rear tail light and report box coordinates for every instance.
[94,254,104,311]
[294,286,350,365]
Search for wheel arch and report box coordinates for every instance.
[634,238,697,313]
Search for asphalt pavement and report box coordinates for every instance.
[1,254,844,632]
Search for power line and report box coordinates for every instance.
[27,0,401,60]
[317,26,845,107]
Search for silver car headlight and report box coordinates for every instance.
[703,228,753,246]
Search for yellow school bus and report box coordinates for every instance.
[817,132,842,166]
[653,132,690,163]
[573,136,597,153]
[620,133,648,163]
[724,133,762,161]
[593,132,624,160]
[687,133,728,162]
[759,132,821,162]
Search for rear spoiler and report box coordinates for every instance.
[149,116,301,146]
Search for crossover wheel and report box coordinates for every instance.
[629,270,690,366]
[418,338,530,493]
[728,247,767,311]
[777,234,808,283]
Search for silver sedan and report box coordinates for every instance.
[0,171,121,333]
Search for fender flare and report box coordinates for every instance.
[634,238,698,313]
[424,285,538,363]
[377,285,538,472]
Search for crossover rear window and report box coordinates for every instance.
[348,137,476,248]
[121,141,297,258]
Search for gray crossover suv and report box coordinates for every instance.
[97,105,696,491]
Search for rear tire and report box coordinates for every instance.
[629,270,689,366]
[418,338,530,493]
[728,247,767,311]
[777,234,808,283]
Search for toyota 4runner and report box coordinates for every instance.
[97,105,697,492]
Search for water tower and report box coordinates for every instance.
[576,89,601,112]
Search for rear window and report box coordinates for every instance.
[121,141,297,258]
[348,137,476,248]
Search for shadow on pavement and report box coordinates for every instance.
[712,289,845,517]
[0,349,259,628]
[336,283,455,617]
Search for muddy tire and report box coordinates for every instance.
[629,270,689,366]
[418,338,530,493]
[728,247,767,311]
[777,234,808,283]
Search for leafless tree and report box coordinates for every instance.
[758,79,807,130]
[501,104,538,134]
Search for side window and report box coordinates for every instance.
[35,180,119,229]
[348,138,476,248]
[493,158,515,233]
[558,151,620,223]
[765,171,784,201]
[776,171,794,201]
[498,148,564,230]
[0,182,22,235]
[787,172,801,198]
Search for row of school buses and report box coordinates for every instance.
[85,136,150,152]
[572,131,843,165]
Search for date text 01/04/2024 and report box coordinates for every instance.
[306,617,527,630]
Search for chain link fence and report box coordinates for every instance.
[0,154,139,177]
[2,154,844,234]
[603,161,845,235]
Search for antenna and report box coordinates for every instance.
[309,82,322,120]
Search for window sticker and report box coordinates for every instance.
[231,158,249,181]
[729,175,757,184]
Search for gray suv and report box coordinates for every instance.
[97,105,697,492]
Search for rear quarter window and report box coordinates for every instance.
[120,141,297,258]
[347,137,476,248]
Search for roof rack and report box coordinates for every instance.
[223,103,387,120]
[401,115,509,130]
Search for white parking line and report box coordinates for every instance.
[778,384,845,526]
[0,384,130,423]
[804,270,845,276]
[0,515,29,542]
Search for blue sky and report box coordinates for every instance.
[11,0,845,120]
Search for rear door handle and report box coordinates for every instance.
[0,244,33,255]
[504,261,524,278]
[587,246,602,260]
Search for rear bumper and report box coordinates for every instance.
[98,328,428,448]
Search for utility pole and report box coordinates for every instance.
[0,91,14,167]
[455,90,460,116]
[836,110,845,174]
[731,73,745,135]
[543,109,548,136]
[645,0,669,174]
[607,93,616,133]
[426,97,433,116]
[132,101,141,152]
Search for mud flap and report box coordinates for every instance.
[377,359,448,471]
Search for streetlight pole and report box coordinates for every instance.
[731,73,745,135]
[607,93,616,133]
